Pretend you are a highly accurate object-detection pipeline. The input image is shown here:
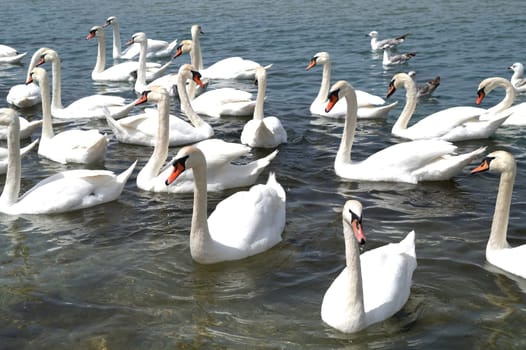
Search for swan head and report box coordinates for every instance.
[86,26,104,41]
[191,24,203,37]
[173,39,192,59]
[325,80,353,112]
[476,77,511,105]
[342,200,367,245]
[103,16,117,28]
[35,48,58,67]
[306,51,330,70]
[25,67,47,86]
[128,32,147,46]
[178,64,206,88]
[471,150,515,175]
[368,31,379,38]
[133,86,169,106]
[386,72,413,98]
[165,146,205,185]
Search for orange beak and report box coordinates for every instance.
[192,72,205,88]
[351,219,366,245]
[86,31,96,40]
[25,76,33,85]
[386,82,397,98]
[305,58,316,70]
[35,56,45,67]
[165,162,185,185]
[471,159,490,174]
[325,93,338,113]
[476,89,486,105]
[173,46,183,59]
[134,93,149,106]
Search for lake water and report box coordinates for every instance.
[1,0,526,349]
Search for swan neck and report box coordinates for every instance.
[138,96,170,182]
[336,88,358,166]
[254,74,267,120]
[392,78,417,132]
[111,22,122,59]
[0,117,21,207]
[50,58,63,110]
[192,29,203,70]
[189,160,212,261]
[487,79,516,114]
[316,60,331,103]
[488,166,515,251]
[38,73,55,140]
[342,218,366,324]
[94,33,107,73]
[136,39,147,86]
[178,75,206,127]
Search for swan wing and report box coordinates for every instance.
[193,139,251,166]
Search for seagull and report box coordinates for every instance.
[408,71,441,98]
[507,62,526,93]
[368,31,409,51]
[382,48,415,66]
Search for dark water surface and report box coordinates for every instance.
[1,0,526,349]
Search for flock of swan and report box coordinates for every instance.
[1,21,526,335]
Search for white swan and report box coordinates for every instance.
[240,66,287,148]
[0,108,136,215]
[321,200,416,333]
[407,71,441,98]
[477,76,526,126]
[174,24,271,80]
[28,67,107,164]
[164,145,286,264]
[367,31,409,51]
[106,64,213,147]
[0,139,38,175]
[471,150,526,279]
[102,16,178,60]
[382,48,416,67]
[387,73,512,141]
[6,47,47,108]
[129,32,174,94]
[507,62,526,93]
[0,44,27,64]
[327,80,486,184]
[86,26,162,82]
[35,48,134,119]
[134,86,278,193]
[306,51,398,119]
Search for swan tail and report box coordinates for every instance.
[262,64,273,70]
[117,160,137,184]
[266,171,286,201]
[256,149,278,170]
[20,138,39,156]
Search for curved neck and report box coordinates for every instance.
[49,58,63,110]
[94,33,107,73]
[486,79,516,114]
[189,160,212,262]
[111,22,122,59]
[0,117,21,208]
[136,39,148,87]
[254,73,267,120]
[37,73,55,140]
[178,75,207,128]
[392,77,418,132]
[27,48,47,81]
[315,60,331,103]
[488,166,515,251]
[138,95,170,182]
[192,30,203,70]
[342,218,366,325]
[337,89,358,166]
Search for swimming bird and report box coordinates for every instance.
[6,47,47,108]
[471,151,526,279]
[164,145,286,264]
[407,71,441,98]
[367,31,409,51]
[321,200,416,333]
[382,48,416,67]
[0,108,136,215]
[507,62,526,93]
[0,44,27,64]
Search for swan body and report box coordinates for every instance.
[86,26,162,82]
[0,113,42,141]
[6,47,47,108]
[106,64,213,147]
[382,48,416,66]
[35,48,133,119]
[306,52,398,119]
[129,32,174,94]
[103,16,178,60]
[367,31,409,51]
[476,76,526,126]
[0,108,136,215]
[407,71,441,98]
[507,62,526,93]
[0,139,38,175]
[471,151,526,279]
[240,67,287,148]
[327,80,486,184]
[387,73,512,142]
[174,24,271,80]
[0,44,27,64]
[165,145,286,264]
[321,200,416,333]
[28,67,107,164]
